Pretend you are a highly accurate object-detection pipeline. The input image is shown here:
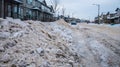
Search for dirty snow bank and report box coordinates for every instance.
[0,18,120,67]
[0,18,78,67]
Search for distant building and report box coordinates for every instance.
[106,12,116,24]
[0,0,54,22]
[114,8,120,24]
[94,17,99,23]
[95,8,120,24]
[76,19,81,23]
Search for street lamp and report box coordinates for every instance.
[93,4,100,24]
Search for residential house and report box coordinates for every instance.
[114,8,120,24]
[100,13,107,23]
[0,0,54,22]
[0,0,23,19]
[94,16,99,23]
[95,8,120,24]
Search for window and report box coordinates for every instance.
[18,8,20,15]
[42,5,45,10]
[29,10,32,16]
[19,8,23,19]
[26,9,32,19]
[32,11,38,20]
[13,5,18,18]
[7,5,12,17]
[14,5,17,13]
[27,0,32,5]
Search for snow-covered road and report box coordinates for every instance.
[71,23,120,67]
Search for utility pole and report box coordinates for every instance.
[93,4,100,24]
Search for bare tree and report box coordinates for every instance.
[50,0,60,14]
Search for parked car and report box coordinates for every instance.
[71,20,77,25]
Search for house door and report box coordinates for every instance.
[38,12,41,20]
[33,10,38,20]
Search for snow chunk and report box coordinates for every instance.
[11,31,25,38]
[36,47,44,56]
[0,32,11,39]
[6,17,28,27]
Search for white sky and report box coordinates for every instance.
[46,0,120,21]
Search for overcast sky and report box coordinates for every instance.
[46,0,120,21]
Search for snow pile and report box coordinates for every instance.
[0,17,28,40]
[50,20,73,42]
[0,18,120,67]
[0,18,79,67]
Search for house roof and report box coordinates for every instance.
[48,5,55,12]
[37,0,52,10]
[32,7,41,11]
[14,0,23,4]
[38,0,47,6]
[32,7,39,10]
[115,8,120,11]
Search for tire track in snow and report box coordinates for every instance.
[71,27,120,67]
